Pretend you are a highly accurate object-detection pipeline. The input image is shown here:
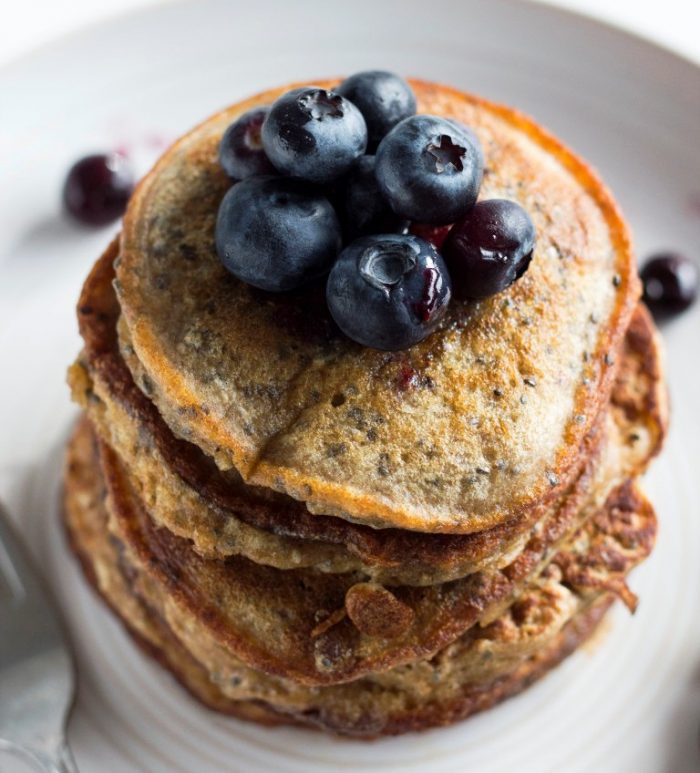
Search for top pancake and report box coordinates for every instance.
[116,78,639,533]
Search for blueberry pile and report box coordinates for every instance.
[215,71,536,351]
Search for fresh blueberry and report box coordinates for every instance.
[261,87,367,184]
[375,115,483,224]
[339,155,408,240]
[219,107,276,180]
[62,153,134,226]
[215,176,342,292]
[409,222,452,250]
[326,234,452,350]
[336,70,416,152]
[641,252,698,317]
[443,199,535,299]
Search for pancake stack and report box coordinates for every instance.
[63,80,667,737]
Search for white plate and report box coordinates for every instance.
[1,1,699,771]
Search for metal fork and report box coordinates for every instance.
[0,500,78,772]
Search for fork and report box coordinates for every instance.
[0,500,78,772]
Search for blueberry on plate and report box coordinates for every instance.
[443,199,535,299]
[340,155,408,240]
[215,176,342,292]
[336,70,416,152]
[326,234,452,350]
[219,107,276,179]
[261,87,367,184]
[640,252,698,316]
[375,115,483,224]
[62,153,134,226]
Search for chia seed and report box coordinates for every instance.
[547,472,559,487]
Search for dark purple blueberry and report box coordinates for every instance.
[326,234,451,350]
[261,87,367,184]
[409,223,452,250]
[215,176,341,292]
[641,253,698,316]
[375,115,483,224]
[219,107,276,180]
[336,70,416,151]
[443,199,535,299]
[62,153,134,226]
[339,155,408,240]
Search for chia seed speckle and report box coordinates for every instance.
[140,374,154,395]
[178,243,198,262]
[153,273,170,290]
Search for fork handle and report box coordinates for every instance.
[50,744,79,773]
[21,742,79,773]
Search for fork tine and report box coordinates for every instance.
[0,501,43,601]
[0,502,70,654]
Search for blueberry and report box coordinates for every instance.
[339,155,408,240]
[641,252,698,317]
[326,234,452,350]
[336,70,416,152]
[215,176,341,292]
[409,223,452,250]
[261,87,367,184]
[375,115,483,224]
[219,107,276,180]
[62,153,134,226]
[443,199,535,299]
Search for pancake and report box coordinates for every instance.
[115,78,640,533]
[70,241,666,584]
[63,417,653,736]
[91,410,656,687]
